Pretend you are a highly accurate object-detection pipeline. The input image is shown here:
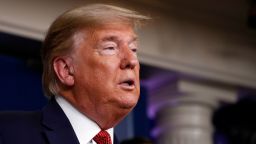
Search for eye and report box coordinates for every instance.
[98,42,118,56]
[129,42,138,53]
[131,48,137,53]
[104,46,115,50]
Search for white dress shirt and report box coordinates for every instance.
[56,96,114,144]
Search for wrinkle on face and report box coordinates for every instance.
[64,23,140,129]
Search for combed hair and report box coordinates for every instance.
[41,3,150,97]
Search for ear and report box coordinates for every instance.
[53,57,74,86]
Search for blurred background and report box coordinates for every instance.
[0,0,256,144]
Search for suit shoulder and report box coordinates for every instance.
[0,111,48,144]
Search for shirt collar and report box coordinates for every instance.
[55,96,114,144]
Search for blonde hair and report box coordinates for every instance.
[41,3,150,97]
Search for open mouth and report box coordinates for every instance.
[119,79,135,90]
[123,80,134,86]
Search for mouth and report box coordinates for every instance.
[118,79,135,90]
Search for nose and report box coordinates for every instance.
[120,48,138,69]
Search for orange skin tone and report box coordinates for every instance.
[54,23,140,130]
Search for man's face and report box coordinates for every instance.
[70,23,140,127]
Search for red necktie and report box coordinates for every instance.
[93,130,112,144]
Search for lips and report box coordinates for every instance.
[118,78,135,90]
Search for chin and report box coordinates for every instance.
[119,98,138,109]
[115,92,139,109]
[120,103,135,109]
[115,105,134,119]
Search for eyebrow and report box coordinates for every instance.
[101,35,138,43]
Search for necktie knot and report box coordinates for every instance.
[93,130,112,144]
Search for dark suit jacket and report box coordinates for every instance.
[0,98,119,144]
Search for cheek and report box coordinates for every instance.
[90,60,119,85]
[96,59,120,77]
[135,66,140,92]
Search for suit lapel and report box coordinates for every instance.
[41,98,80,144]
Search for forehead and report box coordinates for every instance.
[86,23,137,41]
[72,23,137,50]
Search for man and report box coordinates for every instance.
[0,4,149,144]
